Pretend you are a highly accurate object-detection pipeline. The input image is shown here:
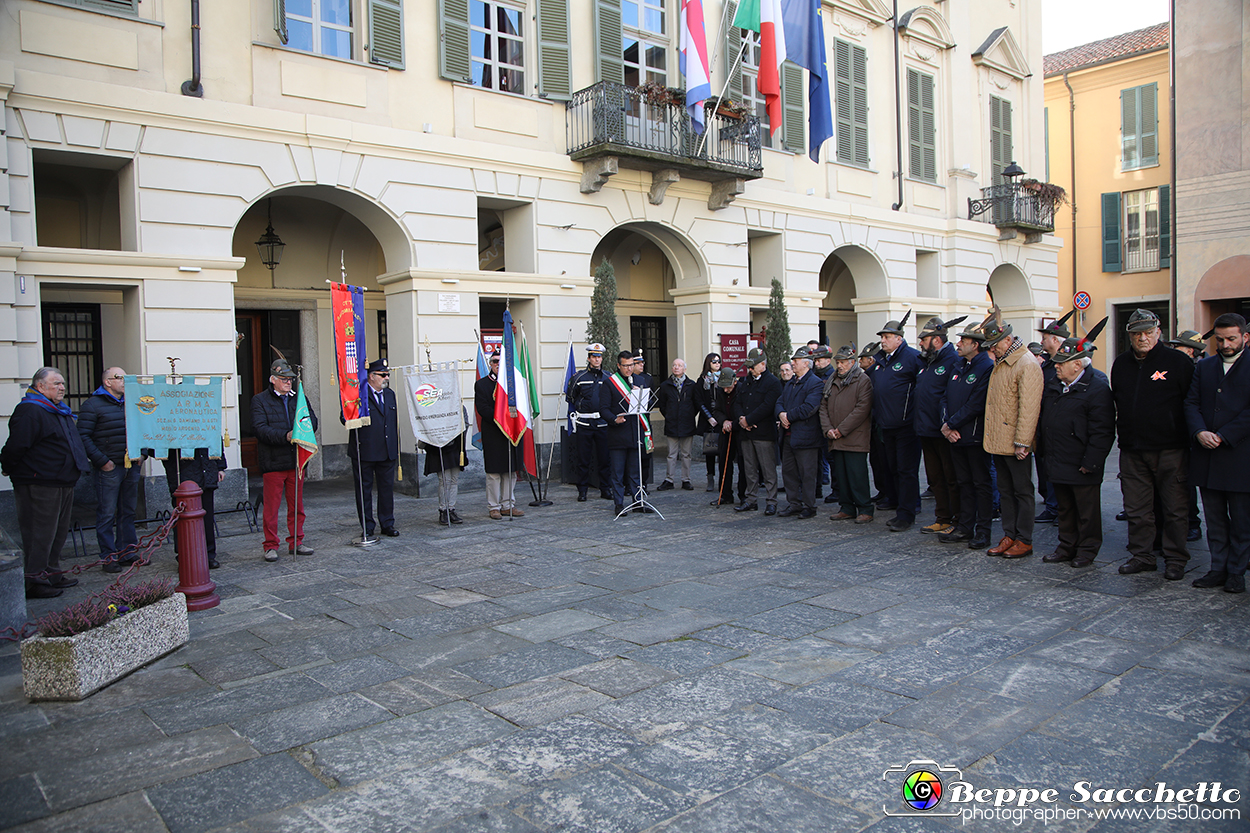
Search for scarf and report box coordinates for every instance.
[998,337,1024,363]
[21,387,91,473]
[21,387,74,417]
[92,385,123,404]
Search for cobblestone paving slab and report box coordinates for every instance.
[2,792,171,833]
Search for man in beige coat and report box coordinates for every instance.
[820,344,875,523]
[981,311,1045,558]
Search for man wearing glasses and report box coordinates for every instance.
[78,367,144,571]
[345,358,400,538]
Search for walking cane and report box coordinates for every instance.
[714,427,734,507]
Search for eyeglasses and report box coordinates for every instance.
[107,375,125,380]
[373,372,389,377]
[711,359,721,363]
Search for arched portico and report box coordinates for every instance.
[988,262,1034,337]
[819,244,892,349]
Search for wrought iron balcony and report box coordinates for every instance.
[968,182,1057,235]
[566,82,763,182]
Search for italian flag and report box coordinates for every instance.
[733,0,786,135]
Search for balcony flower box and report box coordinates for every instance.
[21,593,189,701]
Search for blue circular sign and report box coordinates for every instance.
[1073,291,1092,310]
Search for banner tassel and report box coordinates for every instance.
[396,458,402,482]
[124,451,131,469]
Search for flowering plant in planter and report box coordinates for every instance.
[1019,179,1069,208]
[35,579,177,638]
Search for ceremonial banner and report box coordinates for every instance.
[331,282,371,429]
[400,362,464,448]
[293,379,318,476]
[472,341,489,451]
[125,376,224,459]
[494,307,530,446]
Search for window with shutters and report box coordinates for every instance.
[1121,83,1158,170]
[834,39,869,167]
[278,0,404,68]
[42,0,138,16]
[1123,188,1160,272]
[907,68,936,182]
[470,0,526,94]
[989,96,1012,184]
[739,31,773,149]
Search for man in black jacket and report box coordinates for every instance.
[733,349,782,513]
[1,368,92,598]
[78,366,143,569]
[345,359,400,538]
[565,344,612,501]
[161,449,227,570]
[1112,309,1194,580]
[251,359,318,562]
[655,358,697,491]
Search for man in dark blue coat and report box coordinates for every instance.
[733,349,782,514]
[874,311,925,531]
[566,344,612,501]
[345,358,400,538]
[601,351,649,516]
[940,321,995,549]
[915,316,965,535]
[1185,313,1250,594]
[655,358,698,491]
[78,366,143,569]
[775,347,824,518]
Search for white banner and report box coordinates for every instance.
[398,362,464,448]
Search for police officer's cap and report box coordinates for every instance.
[270,359,297,379]
[367,358,389,374]
[877,309,912,337]
[1125,308,1161,332]
[586,342,605,355]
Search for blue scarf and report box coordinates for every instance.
[21,387,75,417]
[21,387,91,473]
[93,384,123,404]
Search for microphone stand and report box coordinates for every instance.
[618,387,663,520]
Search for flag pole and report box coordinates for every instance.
[696,34,752,157]
[541,328,573,502]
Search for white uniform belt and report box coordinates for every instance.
[572,411,601,420]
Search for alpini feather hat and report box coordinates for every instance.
[877,309,912,337]
[1052,317,1109,363]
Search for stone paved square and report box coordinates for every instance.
[2,473,1247,832]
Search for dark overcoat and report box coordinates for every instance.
[473,374,524,474]
[1184,352,1250,493]
[1037,371,1116,485]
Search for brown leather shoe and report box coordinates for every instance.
[1003,541,1034,559]
[855,514,874,524]
[489,509,503,520]
[506,507,525,517]
[986,536,1015,556]
[830,512,855,521]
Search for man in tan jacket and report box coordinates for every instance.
[981,311,1045,558]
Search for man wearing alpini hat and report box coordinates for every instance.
[873,310,925,531]
[251,359,318,562]
[1111,308,1194,580]
[733,348,782,514]
[981,307,1044,559]
[915,315,966,535]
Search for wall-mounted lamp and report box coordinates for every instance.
[560,284,576,289]
[727,292,741,298]
[801,297,812,302]
[631,250,642,265]
[254,198,285,271]
[441,278,460,284]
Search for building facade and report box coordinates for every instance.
[1043,22,1171,373]
[1174,0,1250,332]
[0,0,1058,500]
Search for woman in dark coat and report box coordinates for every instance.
[422,406,469,525]
[696,353,722,490]
[1038,339,1115,568]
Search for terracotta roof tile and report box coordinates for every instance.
[1043,22,1169,77]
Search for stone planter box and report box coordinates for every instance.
[20,593,189,701]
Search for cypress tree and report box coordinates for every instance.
[586,259,621,361]
[764,277,792,373]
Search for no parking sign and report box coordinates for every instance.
[1073,291,1092,311]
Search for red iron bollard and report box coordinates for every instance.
[173,480,220,611]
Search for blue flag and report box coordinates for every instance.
[781,0,833,162]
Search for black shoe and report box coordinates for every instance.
[102,560,125,574]
[764,505,777,516]
[1035,509,1058,523]
[992,507,1001,519]
[613,504,625,515]
[1187,527,1202,542]
[681,482,693,491]
[886,517,913,532]
[877,502,898,512]
[1118,560,1156,575]
[1192,571,1227,589]
[601,491,614,500]
[968,533,991,549]
[656,480,674,491]
[939,529,972,543]
[26,584,63,599]
[1164,564,1185,581]
[438,509,449,524]
[734,502,758,512]
[1225,575,1246,594]
[449,509,464,525]
[1042,551,1074,564]
[710,498,725,507]
[1116,510,1128,521]
[208,558,221,569]
[49,575,79,588]
[382,528,400,537]
[577,492,588,502]
[871,493,883,502]
[921,487,934,499]
[798,508,817,519]
[777,506,799,517]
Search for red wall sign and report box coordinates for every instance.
[719,334,749,375]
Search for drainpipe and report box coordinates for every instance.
[1168,1,1177,332]
[181,0,204,98]
[891,0,904,211]
[1064,73,1076,310]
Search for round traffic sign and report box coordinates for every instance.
[1073,291,1091,311]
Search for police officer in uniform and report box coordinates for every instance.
[874,311,925,531]
[566,343,612,501]
[345,358,400,537]
[915,316,966,535]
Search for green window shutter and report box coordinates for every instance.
[724,1,743,101]
[368,0,404,69]
[274,0,288,44]
[537,0,572,99]
[594,0,624,85]
[990,96,1012,184]
[781,61,804,154]
[1140,82,1158,167]
[834,39,852,163]
[81,0,139,14]
[851,43,868,166]
[907,69,935,181]
[1158,184,1171,268]
[439,0,472,82]
[1120,86,1138,169]
[1101,192,1122,273]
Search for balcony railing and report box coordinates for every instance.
[968,182,1056,234]
[566,82,763,181]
